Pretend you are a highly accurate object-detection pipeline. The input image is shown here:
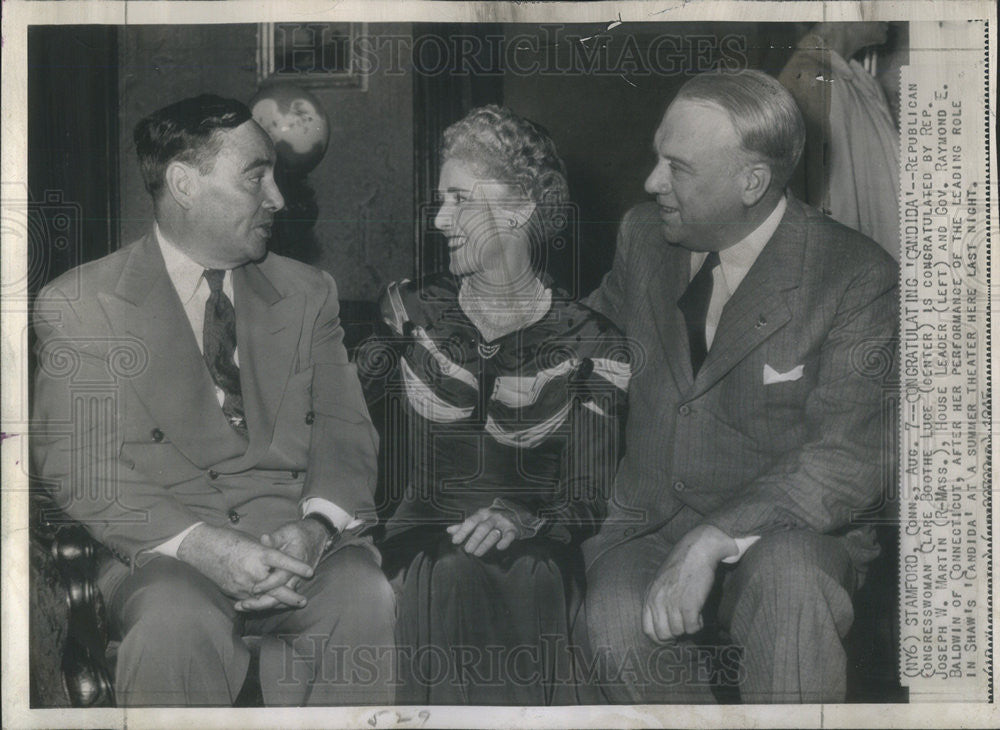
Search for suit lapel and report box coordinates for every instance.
[219,261,304,471]
[648,243,695,394]
[690,199,806,399]
[98,234,248,467]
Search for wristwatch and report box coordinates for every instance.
[303,512,341,552]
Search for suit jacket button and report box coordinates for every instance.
[151,428,164,442]
[208,470,219,480]
[305,411,315,425]
[673,480,686,492]
[677,404,691,416]
[623,527,636,537]
[290,470,299,479]
[228,510,240,524]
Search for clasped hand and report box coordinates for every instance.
[177,521,328,613]
[446,504,534,557]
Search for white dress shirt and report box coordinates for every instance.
[690,196,787,350]
[688,196,787,563]
[152,226,355,557]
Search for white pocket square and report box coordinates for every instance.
[763,364,804,385]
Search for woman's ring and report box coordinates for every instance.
[491,527,503,536]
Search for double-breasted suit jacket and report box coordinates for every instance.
[583,195,898,567]
[32,232,379,595]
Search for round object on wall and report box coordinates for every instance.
[250,83,330,173]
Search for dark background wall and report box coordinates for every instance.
[27,25,121,293]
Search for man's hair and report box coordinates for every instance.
[441,104,569,239]
[675,70,806,188]
[134,94,252,199]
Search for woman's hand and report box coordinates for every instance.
[447,501,541,557]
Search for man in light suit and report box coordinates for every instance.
[583,71,897,703]
[32,95,395,706]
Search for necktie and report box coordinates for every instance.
[202,269,248,439]
[677,251,720,376]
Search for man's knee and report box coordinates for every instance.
[720,531,858,702]
[112,559,247,704]
[724,530,856,636]
[120,601,241,686]
[115,558,235,644]
[313,545,395,633]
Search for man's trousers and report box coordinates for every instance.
[106,545,396,706]
[584,528,862,703]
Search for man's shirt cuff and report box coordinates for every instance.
[301,498,364,532]
[720,535,761,564]
[152,522,204,558]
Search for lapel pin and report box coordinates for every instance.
[755,315,767,329]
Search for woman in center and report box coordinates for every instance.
[369,105,629,704]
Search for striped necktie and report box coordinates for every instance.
[203,269,248,439]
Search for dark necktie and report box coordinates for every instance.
[677,251,720,376]
[202,269,248,439]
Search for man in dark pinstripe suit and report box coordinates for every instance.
[582,70,898,703]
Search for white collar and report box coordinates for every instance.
[155,223,218,305]
[692,196,787,296]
